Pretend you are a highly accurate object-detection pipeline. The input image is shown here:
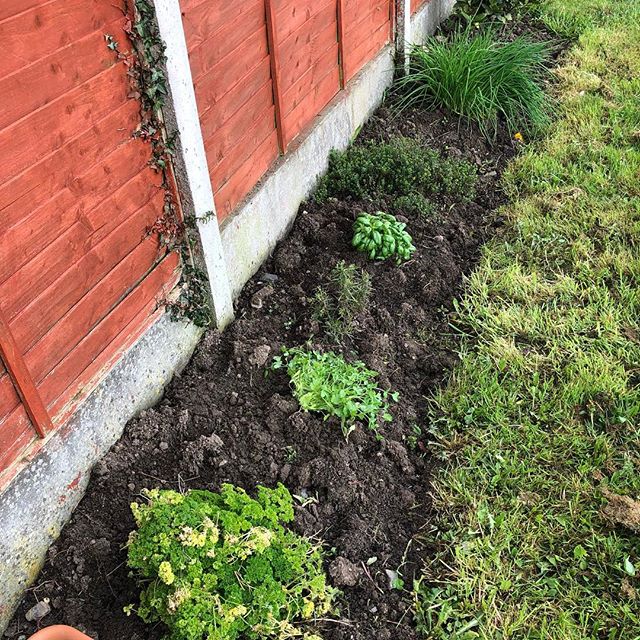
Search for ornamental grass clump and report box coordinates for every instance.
[395,30,552,138]
[352,212,416,263]
[274,348,397,438]
[126,484,336,640]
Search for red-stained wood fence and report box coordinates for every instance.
[0,0,397,483]
[0,0,179,481]
[411,0,430,13]
[183,0,393,221]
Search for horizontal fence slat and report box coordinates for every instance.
[213,131,279,219]
[0,405,38,472]
[9,192,164,357]
[0,138,157,288]
[0,0,123,78]
[40,252,180,411]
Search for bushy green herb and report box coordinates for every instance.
[455,0,541,25]
[315,138,476,204]
[395,31,552,138]
[352,212,416,263]
[313,261,372,343]
[126,484,336,640]
[394,193,435,218]
[273,348,397,438]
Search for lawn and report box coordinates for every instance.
[416,1,640,638]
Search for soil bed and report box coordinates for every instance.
[9,103,516,640]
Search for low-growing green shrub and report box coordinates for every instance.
[313,261,371,343]
[315,138,476,204]
[455,0,541,25]
[394,193,435,218]
[352,212,416,263]
[126,484,336,640]
[395,31,552,138]
[273,348,397,438]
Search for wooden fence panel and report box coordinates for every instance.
[0,0,179,479]
[183,0,280,220]
[0,356,40,473]
[276,0,341,148]
[342,0,393,82]
[411,0,430,13]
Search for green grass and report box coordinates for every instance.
[395,30,552,138]
[416,1,640,638]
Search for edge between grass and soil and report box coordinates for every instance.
[416,1,640,638]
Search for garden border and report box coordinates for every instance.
[0,0,454,631]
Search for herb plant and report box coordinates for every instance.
[395,31,552,138]
[454,0,541,24]
[126,484,336,640]
[315,138,476,204]
[352,212,416,263]
[273,348,397,438]
[394,193,435,218]
[313,261,371,343]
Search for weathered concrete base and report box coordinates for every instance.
[0,314,201,631]
[410,0,456,44]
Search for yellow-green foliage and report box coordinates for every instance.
[126,484,336,640]
[417,2,640,638]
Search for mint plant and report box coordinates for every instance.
[273,348,397,438]
[352,212,416,263]
[126,484,336,640]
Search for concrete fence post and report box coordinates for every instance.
[153,0,235,329]
[395,0,412,73]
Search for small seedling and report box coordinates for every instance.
[313,261,371,343]
[406,424,423,451]
[273,348,397,438]
[283,445,298,463]
[352,212,416,263]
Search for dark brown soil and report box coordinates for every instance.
[8,105,516,640]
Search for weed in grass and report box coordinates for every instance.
[126,484,336,640]
[312,261,372,343]
[395,30,553,138]
[352,212,416,264]
[406,424,423,451]
[315,138,476,204]
[416,1,640,638]
[273,348,397,438]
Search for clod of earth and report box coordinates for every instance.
[601,488,640,534]
[329,557,364,587]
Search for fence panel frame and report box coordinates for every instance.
[0,310,51,438]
